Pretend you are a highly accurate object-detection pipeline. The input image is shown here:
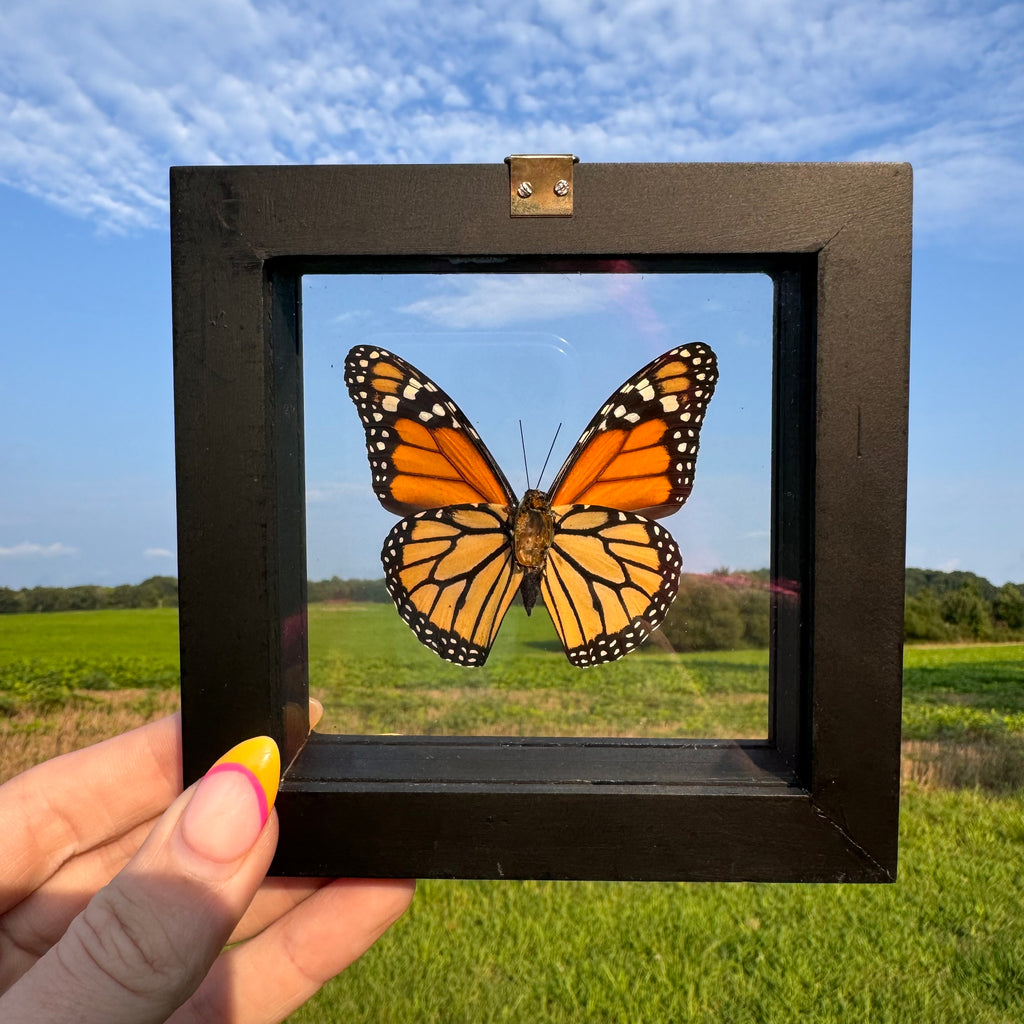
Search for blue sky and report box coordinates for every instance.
[302,273,775,581]
[1,0,1022,589]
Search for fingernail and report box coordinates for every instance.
[308,696,324,730]
[181,737,280,863]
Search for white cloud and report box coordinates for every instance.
[143,547,176,559]
[0,0,1020,235]
[0,541,77,558]
[399,276,626,329]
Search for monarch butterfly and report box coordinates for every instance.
[344,343,718,667]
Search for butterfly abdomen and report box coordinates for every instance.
[513,489,555,614]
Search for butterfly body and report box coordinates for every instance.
[345,343,717,667]
[512,488,554,613]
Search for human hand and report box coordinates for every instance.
[0,709,414,1023]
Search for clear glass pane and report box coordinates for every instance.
[302,270,773,739]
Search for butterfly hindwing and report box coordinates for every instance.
[540,506,682,667]
[548,344,718,520]
[345,346,515,517]
[381,503,523,667]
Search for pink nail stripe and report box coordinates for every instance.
[205,762,270,827]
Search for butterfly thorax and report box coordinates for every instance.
[514,489,555,614]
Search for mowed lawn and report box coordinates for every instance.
[2,606,1023,1022]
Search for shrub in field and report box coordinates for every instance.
[0,660,77,710]
[735,586,771,647]
[904,591,955,641]
[0,656,179,712]
[660,574,769,652]
[902,702,1024,742]
[994,583,1024,631]
[940,582,992,640]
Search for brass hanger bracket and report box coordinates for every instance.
[505,154,579,217]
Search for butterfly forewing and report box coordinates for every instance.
[381,504,522,666]
[548,344,718,520]
[345,346,516,517]
[540,506,682,666]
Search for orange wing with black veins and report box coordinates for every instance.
[547,344,718,520]
[344,346,516,517]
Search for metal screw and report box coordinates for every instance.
[553,179,570,196]
[516,181,533,199]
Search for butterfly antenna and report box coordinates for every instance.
[536,423,562,490]
[519,420,531,489]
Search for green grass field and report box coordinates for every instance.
[0,607,180,660]
[2,607,1023,1021]
[0,607,179,711]
[307,602,769,738]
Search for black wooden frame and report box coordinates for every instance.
[171,162,911,881]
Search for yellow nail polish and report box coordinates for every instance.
[207,736,280,826]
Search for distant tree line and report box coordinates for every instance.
[0,576,178,614]
[904,568,1024,642]
[5,568,1023,646]
[306,576,390,604]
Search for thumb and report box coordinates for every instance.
[0,737,281,1024]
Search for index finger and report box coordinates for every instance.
[0,714,182,911]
